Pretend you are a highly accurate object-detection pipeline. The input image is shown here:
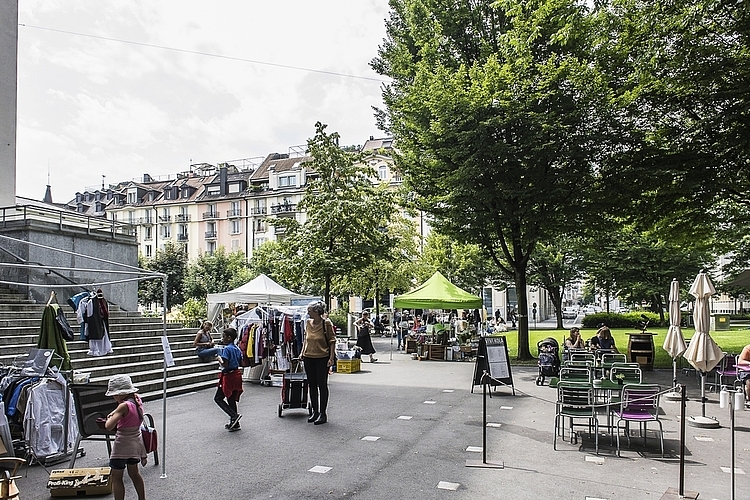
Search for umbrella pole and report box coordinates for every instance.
[664,358,682,401]
[687,371,720,428]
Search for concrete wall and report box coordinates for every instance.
[0,225,139,310]
[0,0,18,208]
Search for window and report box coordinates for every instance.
[279,175,296,187]
[229,183,240,193]
[378,166,388,180]
[180,206,188,216]
[207,241,217,254]
[162,207,170,218]
[231,201,240,212]
[255,220,266,232]
[144,227,152,240]
[207,186,220,196]
[145,245,152,258]
[128,192,137,204]
[128,211,135,223]
[230,220,241,234]
[208,204,217,216]
[161,225,171,238]
[231,239,240,250]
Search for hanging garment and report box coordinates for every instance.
[37,305,72,370]
[24,378,78,459]
[87,291,113,356]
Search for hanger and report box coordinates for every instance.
[46,291,57,306]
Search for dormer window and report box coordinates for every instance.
[279,175,296,187]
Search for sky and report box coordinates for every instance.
[15,0,391,203]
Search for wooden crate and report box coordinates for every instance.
[427,344,445,360]
[337,359,361,373]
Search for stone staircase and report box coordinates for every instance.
[0,284,220,401]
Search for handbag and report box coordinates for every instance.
[141,424,157,454]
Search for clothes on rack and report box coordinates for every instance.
[23,375,78,459]
[37,304,72,370]
[78,289,113,356]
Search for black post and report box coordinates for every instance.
[482,372,487,464]
[680,384,686,496]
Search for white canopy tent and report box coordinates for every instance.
[207,274,313,326]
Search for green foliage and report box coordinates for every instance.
[138,241,187,311]
[372,0,618,359]
[581,311,660,329]
[327,308,349,335]
[173,297,207,329]
[418,232,502,295]
[278,122,397,308]
[183,247,249,300]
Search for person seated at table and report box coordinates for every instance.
[737,344,750,405]
[589,326,618,353]
[565,327,584,349]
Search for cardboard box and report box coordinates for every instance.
[337,359,361,374]
[48,467,112,497]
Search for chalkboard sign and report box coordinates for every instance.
[471,336,515,395]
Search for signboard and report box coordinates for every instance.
[472,336,515,395]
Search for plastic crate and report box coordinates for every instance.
[337,359,361,374]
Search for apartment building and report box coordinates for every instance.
[67,139,400,262]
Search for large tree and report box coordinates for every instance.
[276,122,398,309]
[372,0,618,358]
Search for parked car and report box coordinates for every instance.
[562,307,578,319]
[618,307,630,313]
[582,306,597,316]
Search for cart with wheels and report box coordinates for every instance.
[278,372,312,417]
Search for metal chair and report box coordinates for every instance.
[714,353,739,390]
[613,384,663,457]
[570,352,596,364]
[560,366,592,384]
[600,353,627,378]
[610,365,642,385]
[554,382,599,454]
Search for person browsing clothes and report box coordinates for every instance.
[300,301,336,425]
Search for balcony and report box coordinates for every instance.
[202,211,219,220]
[205,231,217,239]
[227,208,242,218]
[177,234,188,242]
[158,215,172,222]
[174,213,191,222]
[251,207,267,215]
[136,217,154,225]
[270,203,297,214]
[229,229,242,235]
[143,235,153,241]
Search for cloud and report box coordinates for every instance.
[15,0,391,202]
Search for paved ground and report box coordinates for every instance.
[15,336,750,500]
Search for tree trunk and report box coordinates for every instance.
[515,270,533,360]
[549,286,564,329]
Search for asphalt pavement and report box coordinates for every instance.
[15,335,750,500]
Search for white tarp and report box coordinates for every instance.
[207,274,312,324]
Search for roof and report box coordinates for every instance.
[250,153,312,182]
[394,272,482,309]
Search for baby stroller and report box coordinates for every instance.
[535,337,561,386]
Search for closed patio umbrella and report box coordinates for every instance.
[663,279,687,399]
[684,271,723,428]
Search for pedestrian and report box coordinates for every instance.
[214,327,243,431]
[104,374,147,500]
[193,321,220,361]
[354,311,377,362]
[300,300,336,425]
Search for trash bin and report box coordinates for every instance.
[711,314,731,331]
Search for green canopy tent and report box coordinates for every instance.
[394,271,483,310]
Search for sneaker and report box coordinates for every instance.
[228,424,241,432]
[229,414,242,430]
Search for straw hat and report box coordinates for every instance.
[105,374,139,396]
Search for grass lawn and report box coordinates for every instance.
[503,327,750,368]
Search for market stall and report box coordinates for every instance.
[393,272,483,360]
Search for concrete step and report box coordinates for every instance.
[0,288,222,401]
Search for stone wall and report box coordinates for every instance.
[0,223,139,310]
